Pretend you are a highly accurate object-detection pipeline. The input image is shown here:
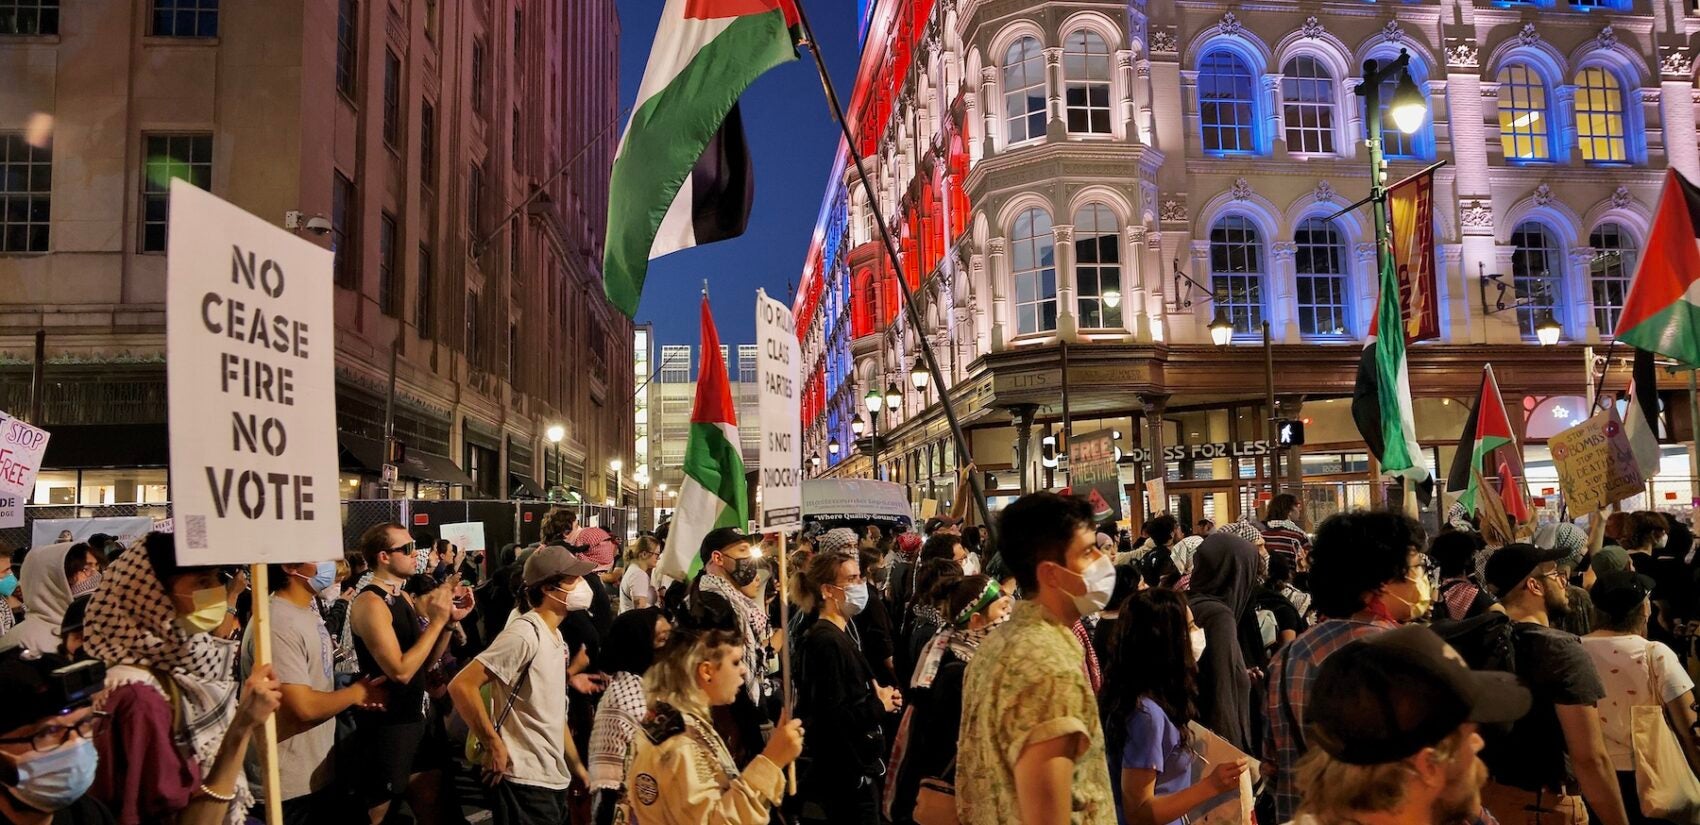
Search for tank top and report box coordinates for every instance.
[352,583,428,723]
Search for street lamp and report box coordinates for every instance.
[545,424,565,500]
[884,382,901,413]
[810,452,821,467]
[1388,70,1428,136]
[851,415,866,437]
[1534,312,1563,346]
[864,388,883,415]
[828,438,841,456]
[1103,289,1121,310]
[863,387,885,480]
[1209,307,1235,347]
[910,357,928,391]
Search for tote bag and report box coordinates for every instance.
[1631,641,1700,820]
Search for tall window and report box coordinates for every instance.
[1498,64,1551,161]
[508,322,519,383]
[152,0,217,37]
[1063,31,1113,135]
[420,101,436,185]
[1590,223,1637,335]
[1575,67,1627,163]
[331,171,355,287]
[1011,208,1057,335]
[1511,221,1562,340]
[1074,204,1121,329]
[382,50,401,148]
[1,0,58,35]
[141,134,212,253]
[1210,215,1265,334]
[852,270,877,337]
[417,244,434,336]
[467,163,483,241]
[1294,218,1349,337]
[1198,50,1257,154]
[378,212,398,316]
[335,0,357,97]
[512,108,523,167]
[1,133,50,253]
[509,224,519,275]
[471,39,487,117]
[1002,37,1046,144]
[1282,56,1336,155]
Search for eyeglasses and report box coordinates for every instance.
[1409,554,1436,575]
[0,711,108,752]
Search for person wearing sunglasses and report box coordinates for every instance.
[0,649,111,825]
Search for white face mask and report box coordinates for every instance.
[550,580,594,612]
[1190,626,1208,663]
[1058,554,1116,617]
[960,553,981,577]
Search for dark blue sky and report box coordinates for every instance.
[617,0,862,357]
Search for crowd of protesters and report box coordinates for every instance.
[0,488,1698,825]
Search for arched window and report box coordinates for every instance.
[1498,64,1552,161]
[1064,30,1113,135]
[1074,204,1121,329]
[1210,215,1265,334]
[1198,50,1257,154]
[1294,218,1349,337]
[1003,37,1047,144]
[1590,222,1637,335]
[1511,221,1562,340]
[1575,67,1627,163]
[1282,56,1336,155]
[852,270,877,337]
[1011,208,1057,335]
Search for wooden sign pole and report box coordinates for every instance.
[249,563,283,825]
[776,532,797,795]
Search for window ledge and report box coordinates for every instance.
[142,35,220,47]
[0,33,61,44]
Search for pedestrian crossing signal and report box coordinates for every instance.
[1276,419,1305,447]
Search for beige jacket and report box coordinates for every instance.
[625,709,784,825]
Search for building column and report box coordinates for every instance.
[1045,47,1067,140]
[1660,81,1700,179]
[1140,393,1170,517]
[989,237,1010,349]
[1116,50,1137,142]
[1190,240,1213,343]
[1554,84,1582,166]
[980,66,1000,159]
[1263,74,1286,155]
[1137,59,1157,147]
[1270,240,1299,343]
[1053,224,1078,339]
[1570,246,1601,341]
[1143,229,1166,341]
[1125,225,1148,339]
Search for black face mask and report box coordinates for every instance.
[720,554,760,587]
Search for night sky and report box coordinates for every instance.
[617,0,862,362]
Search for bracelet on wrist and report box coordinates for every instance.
[195,783,236,803]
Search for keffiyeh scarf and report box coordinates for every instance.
[698,574,770,703]
[85,548,249,822]
[1221,521,1264,545]
[589,671,648,791]
[1171,536,1205,576]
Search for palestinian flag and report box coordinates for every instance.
[660,296,750,582]
[1624,348,1662,478]
[1352,239,1429,486]
[1446,365,1518,515]
[1615,168,1700,364]
[602,0,800,318]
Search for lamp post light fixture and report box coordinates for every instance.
[828,438,841,456]
[1209,307,1236,347]
[1103,289,1121,310]
[910,357,928,391]
[810,452,821,468]
[1534,312,1563,346]
[545,424,565,500]
[884,382,901,413]
[851,415,866,437]
[1388,70,1429,136]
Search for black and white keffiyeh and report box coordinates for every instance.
[697,573,769,703]
[588,671,648,791]
[86,548,249,821]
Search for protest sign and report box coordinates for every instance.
[31,516,155,549]
[0,493,21,529]
[0,412,50,527]
[439,522,487,554]
[1069,429,1122,525]
[755,289,801,531]
[166,180,341,564]
[1548,408,1644,514]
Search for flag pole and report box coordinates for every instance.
[792,0,996,541]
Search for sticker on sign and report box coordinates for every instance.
[755,290,801,531]
[166,181,342,565]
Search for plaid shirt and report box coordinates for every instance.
[1264,617,1396,823]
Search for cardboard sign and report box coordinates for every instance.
[755,290,801,531]
[1548,408,1645,514]
[1068,429,1122,525]
[438,522,486,554]
[165,181,341,564]
[0,412,50,527]
[1187,722,1260,824]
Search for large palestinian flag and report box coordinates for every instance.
[603,0,799,318]
[1352,235,1428,485]
[1615,168,1700,365]
[659,296,750,582]
[1446,365,1518,515]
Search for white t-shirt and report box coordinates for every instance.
[1579,634,1696,772]
[475,611,570,789]
[619,565,655,613]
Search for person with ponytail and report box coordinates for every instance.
[888,574,1012,824]
[794,551,903,824]
[1101,588,1246,825]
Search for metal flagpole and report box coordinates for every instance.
[793,0,996,540]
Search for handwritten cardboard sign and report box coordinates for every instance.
[1548,408,1644,514]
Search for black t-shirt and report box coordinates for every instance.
[1482,622,1606,791]
[797,619,886,787]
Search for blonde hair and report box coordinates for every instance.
[643,623,744,718]
[627,536,658,564]
[1295,728,1465,821]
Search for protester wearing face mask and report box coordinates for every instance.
[1102,588,1248,825]
[690,528,774,765]
[888,574,1012,824]
[4,543,80,657]
[0,649,111,825]
[958,492,1117,825]
[795,550,902,824]
[1261,511,1431,825]
[240,559,389,824]
[85,531,283,825]
[62,545,104,600]
[1185,531,1262,755]
[450,545,598,825]
[0,544,20,636]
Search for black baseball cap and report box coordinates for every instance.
[1483,542,1568,597]
[697,527,758,562]
[1310,625,1530,765]
[924,515,961,533]
[1590,570,1657,617]
[0,648,84,734]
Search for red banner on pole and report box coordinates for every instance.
[1388,171,1440,343]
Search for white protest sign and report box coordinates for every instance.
[0,492,21,529]
[756,289,801,531]
[32,517,157,549]
[166,180,341,564]
[0,411,51,509]
[439,522,487,554]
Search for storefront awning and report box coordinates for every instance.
[338,432,476,487]
[508,472,545,499]
[41,423,170,469]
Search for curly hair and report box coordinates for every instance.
[1308,511,1425,619]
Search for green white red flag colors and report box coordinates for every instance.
[1446,365,1519,517]
[1614,168,1700,365]
[660,296,750,582]
[1352,171,1434,487]
[602,0,800,318]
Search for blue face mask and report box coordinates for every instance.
[838,582,869,618]
[8,736,98,812]
[0,573,16,598]
[310,560,338,593]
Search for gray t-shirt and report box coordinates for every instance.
[475,611,570,789]
[241,598,336,801]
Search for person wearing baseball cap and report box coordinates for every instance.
[1296,625,1530,825]
[690,526,772,766]
[448,545,597,824]
[1580,571,1700,819]
[1479,543,1631,825]
[923,515,961,537]
[0,648,113,822]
